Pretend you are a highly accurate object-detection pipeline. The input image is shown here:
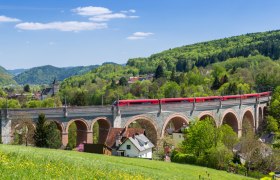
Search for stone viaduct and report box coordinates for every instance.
[0,96,270,146]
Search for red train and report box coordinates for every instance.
[113,91,271,106]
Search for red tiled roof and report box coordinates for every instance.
[105,128,145,148]
[105,128,123,148]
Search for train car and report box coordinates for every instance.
[243,93,260,99]
[160,97,194,104]
[116,99,159,106]
[113,92,271,106]
[222,94,242,101]
[259,91,271,97]
[195,96,222,103]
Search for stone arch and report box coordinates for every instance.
[66,119,89,146]
[47,120,64,133]
[161,113,189,138]
[125,115,158,145]
[198,111,217,127]
[90,117,111,144]
[221,109,239,135]
[12,120,36,145]
[241,108,255,136]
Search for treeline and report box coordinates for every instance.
[127,30,280,74]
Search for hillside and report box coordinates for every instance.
[0,66,17,86]
[7,68,28,76]
[14,65,99,85]
[59,30,280,106]
[0,145,252,180]
[127,30,280,74]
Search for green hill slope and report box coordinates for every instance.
[14,65,99,85]
[0,66,17,86]
[58,30,280,106]
[0,145,252,180]
[127,30,280,74]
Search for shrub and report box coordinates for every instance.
[207,144,233,170]
[171,152,197,164]
[248,171,266,179]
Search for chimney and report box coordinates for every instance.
[115,132,122,147]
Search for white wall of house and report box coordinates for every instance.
[118,140,139,158]
[138,148,153,159]
[118,139,153,159]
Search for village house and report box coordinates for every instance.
[41,79,59,100]
[83,127,155,159]
[117,134,154,159]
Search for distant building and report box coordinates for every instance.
[128,74,154,84]
[117,134,154,159]
[172,133,184,147]
[41,79,59,100]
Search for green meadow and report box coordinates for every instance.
[0,145,253,180]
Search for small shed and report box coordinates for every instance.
[84,144,112,155]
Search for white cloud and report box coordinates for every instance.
[73,6,138,22]
[121,9,136,13]
[127,32,154,40]
[89,13,138,22]
[0,15,20,22]
[15,21,107,32]
[73,6,111,16]
[129,9,136,13]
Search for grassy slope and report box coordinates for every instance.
[0,145,252,180]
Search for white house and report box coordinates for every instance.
[117,134,154,159]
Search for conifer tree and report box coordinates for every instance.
[34,113,48,147]
[155,65,164,79]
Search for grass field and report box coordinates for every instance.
[0,145,253,180]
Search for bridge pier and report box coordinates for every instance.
[86,131,93,144]
[62,132,68,147]
[0,109,12,144]
[1,118,12,144]
[238,128,242,138]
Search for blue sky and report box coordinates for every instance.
[1,0,280,69]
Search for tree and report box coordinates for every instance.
[239,130,263,173]
[267,115,279,132]
[45,121,62,149]
[182,118,216,156]
[211,76,221,90]
[12,113,35,146]
[170,68,176,82]
[73,91,87,106]
[24,84,30,92]
[219,124,238,151]
[33,113,48,147]
[155,65,164,79]
[110,79,117,89]
[207,143,233,170]
[119,77,128,86]
[160,81,181,98]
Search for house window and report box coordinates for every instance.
[127,145,131,150]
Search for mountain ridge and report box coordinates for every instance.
[13,65,99,85]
